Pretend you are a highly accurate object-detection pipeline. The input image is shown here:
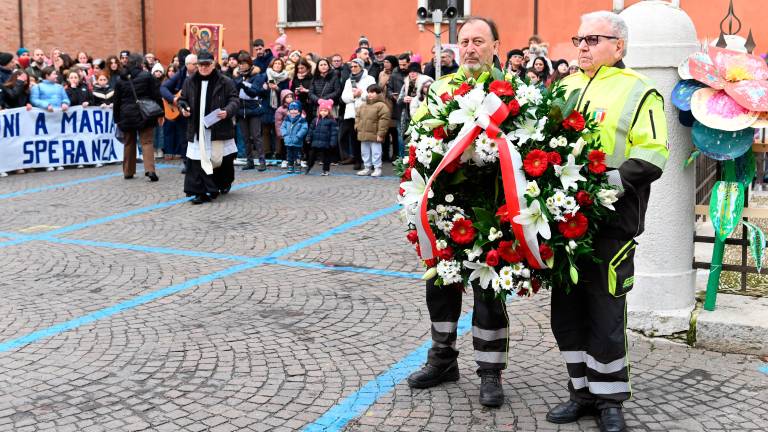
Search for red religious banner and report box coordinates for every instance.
[185,23,224,62]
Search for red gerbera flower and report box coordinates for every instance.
[523,149,550,177]
[575,190,593,207]
[438,246,454,260]
[562,111,586,131]
[450,218,476,245]
[406,230,419,244]
[433,126,448,140]
[558,212,589,239]
[498,240,523,263]
[496,204,511,224]
[489,80,515,97]
[453,82,472,96]
[587,150,607,174]
[486,249,501,267]
[547,151,562,166]
[440,92,453,103]
[539,243,554,260]
[507,99,521,116]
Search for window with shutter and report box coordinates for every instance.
[287,0,316,22]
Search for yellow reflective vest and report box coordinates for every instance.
[560,63,669,170]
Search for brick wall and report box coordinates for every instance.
[1,0,144,60]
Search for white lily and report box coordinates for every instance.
[571,137,587,156]
[448,87,487,137]
[421,118,446,130]
[597,188,620,210]
[398,168,432,207]
[463,260,500,290]
[506,116,547,145]
[428,93,447,118]
[512,199,551,239]
[554,154,587,191]
[525,181,541,198]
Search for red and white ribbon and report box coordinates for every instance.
[415,92,545,269]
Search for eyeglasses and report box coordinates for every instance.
[198,62,213,67]
[571,35,619,47]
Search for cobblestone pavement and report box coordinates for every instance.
[0,162,766,431]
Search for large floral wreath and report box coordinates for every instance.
[397,68,620,298]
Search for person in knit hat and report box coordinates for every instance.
[151,63,165,80]
[340,56,376,169]
[306,98,338,176]
[16,48,30,60]
[0,52,14,84]
[274,89,297,166]
[279,100,308,173]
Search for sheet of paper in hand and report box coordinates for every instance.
[203,108,223,128]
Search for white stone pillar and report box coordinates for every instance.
[620,1,699,335]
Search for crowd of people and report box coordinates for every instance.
[0,34,579,179]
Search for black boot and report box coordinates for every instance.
[242,159,255,170]
[146,172,159,182]
[598,407,626,432]
[477,369,504,407]
[546,400,596,424]
[406,362,459,389]
[191,195,209,205]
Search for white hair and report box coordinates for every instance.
[185,54,198,65]
[581,11,628,57]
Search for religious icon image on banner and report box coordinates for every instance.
[185,23,224,62]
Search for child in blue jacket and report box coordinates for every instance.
[279,101,308,173]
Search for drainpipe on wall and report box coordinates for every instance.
[141,0,147,53]
[533,0,538,35]
[18,0,24,48]
[249,0,254,56]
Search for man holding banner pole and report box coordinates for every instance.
[406,16,510,408]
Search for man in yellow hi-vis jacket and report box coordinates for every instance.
[406,16,515,409]
[546,11,669,432]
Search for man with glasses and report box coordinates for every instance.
[546,11,669,432]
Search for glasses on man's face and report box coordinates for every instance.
[571,35,618,47]
[198,62,213,68]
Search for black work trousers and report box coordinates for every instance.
[425,278,510,371]
[551,237,636,409]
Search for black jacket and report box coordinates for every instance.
[234,69,268,118]
[288,73,314,114]
[179,69,240,142]
[309,70,342,107]
[1,81,28,109]
[113,68,163,131]
[92,84,115,106]
[66,84,93,106]
[309,116,338,149]
[386,69,407,120]
[424,61,460,79]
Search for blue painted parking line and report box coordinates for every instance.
[264,204,401,259]
[0,260,262,354]
[50,238,255,261]
[302,311,474,432]
[269,259,421,279]
[0,203,401,353]
[0,164,175,201]
[36,174,294,237]
[760,364,768,375]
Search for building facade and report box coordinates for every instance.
[2,0,765,66]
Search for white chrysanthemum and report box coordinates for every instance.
[549,137,560,149]
[445,194,454,203]
[558,136,568,147]
[437,260,463,285]
[499,266,513,279]
[563,196,577,210]
[491,277,502,293]
[498,275,515,292]
[436,204,446,214]
[436,239,448,250]
[466,245,483,261]
[452,213,465,222]
[553,191,567,207]
[437,219,454,234]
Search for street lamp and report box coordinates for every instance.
[417,5,458,80]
